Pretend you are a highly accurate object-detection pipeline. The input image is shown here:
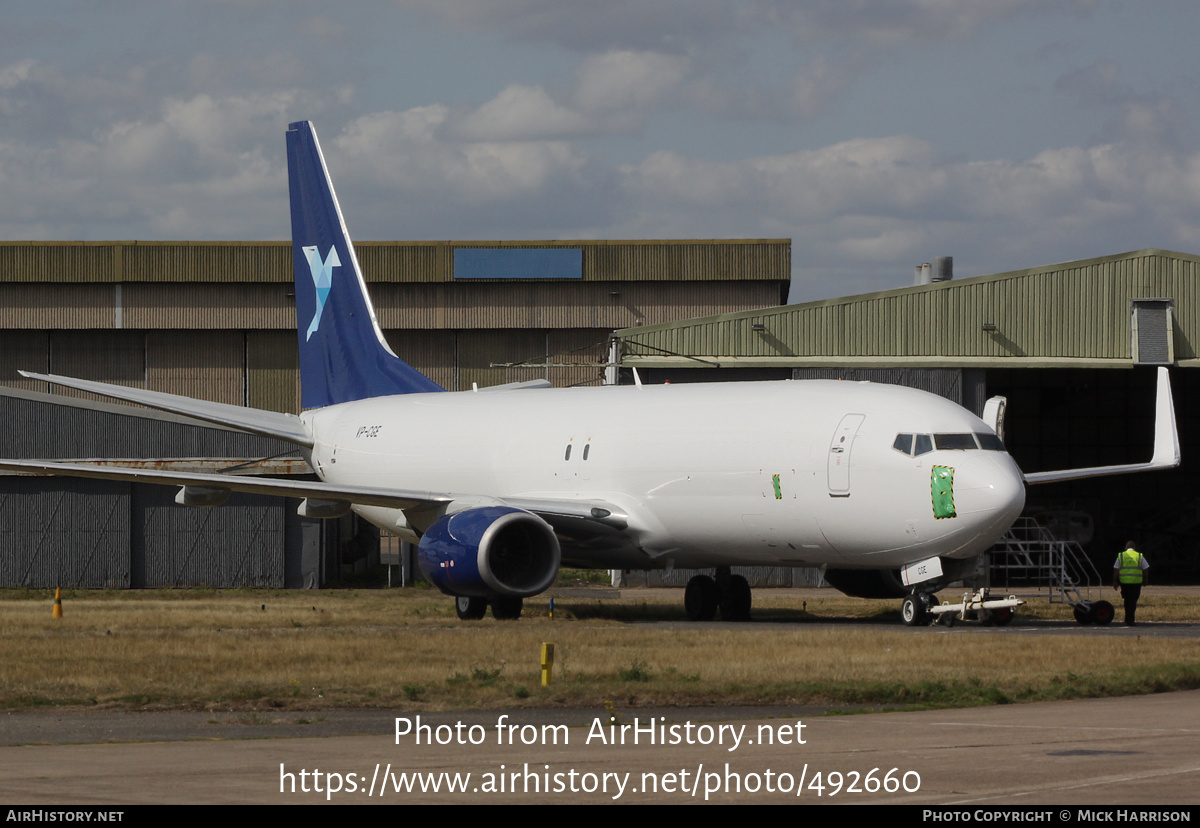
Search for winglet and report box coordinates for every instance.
[1150,365,1181,468]
[1024,367,1180,485]
[286,121,443,408]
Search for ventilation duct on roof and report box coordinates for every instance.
[914,257,952,285]
[1131,298,1175,365]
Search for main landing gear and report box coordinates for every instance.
[685,567,752,621]
[455,595,523,621]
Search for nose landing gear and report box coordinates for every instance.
[901,592,937,626]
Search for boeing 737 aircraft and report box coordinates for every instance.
[0,122,1181,624]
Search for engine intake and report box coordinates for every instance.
[417,506,560,598]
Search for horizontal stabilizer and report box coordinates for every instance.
[1024,367,1180,485]
[19,371,313,447]
[476,379,552,392]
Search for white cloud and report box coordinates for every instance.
[612,134,1200,298]
[1,0,1194,305]
[334,107,588,198]
[0,59,35,90]
[447,50,692,142]
[399,0,1090,52]
[453,85,591,141]
[0,89,300,240]
[574,50,690,113]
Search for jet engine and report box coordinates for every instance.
[417,506,560,598]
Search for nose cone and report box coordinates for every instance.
[951,453,1026,553]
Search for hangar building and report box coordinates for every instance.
[614,249,1200,583]
[0,239,789,588]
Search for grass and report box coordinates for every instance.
[0,587,1198,712]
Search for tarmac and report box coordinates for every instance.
[2,591,1198,805]
[2,688,1199,804]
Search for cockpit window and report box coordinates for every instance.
[897,431,1004,456]
[975,432,1005,451]
[934,433,979,450]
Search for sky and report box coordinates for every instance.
[2,0,1199,302]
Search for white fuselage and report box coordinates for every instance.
[301,379,1026,571]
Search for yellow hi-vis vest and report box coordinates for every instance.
[1118,549,1145,584]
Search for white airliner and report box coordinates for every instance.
[0,122,1180,624]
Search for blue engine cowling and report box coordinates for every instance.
[417,506,561,598]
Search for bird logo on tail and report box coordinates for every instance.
[302,245,339,341]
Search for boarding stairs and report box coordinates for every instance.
[986,516,1108,614]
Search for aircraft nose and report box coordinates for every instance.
[955,453,1026,537]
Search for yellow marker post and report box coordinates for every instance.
[540,642,555,687]
[52,587,62,619]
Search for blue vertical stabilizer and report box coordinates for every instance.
[286,121,443,408]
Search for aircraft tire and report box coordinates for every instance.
[1091,600,1115,626]
[490,596,523,621]
[685,575,719,621]
[455,596,488,620]
[1073,604,1094,625]
[719,574,752,621]
[901,594,927,627]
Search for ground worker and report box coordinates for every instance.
[1112,540,1148,626]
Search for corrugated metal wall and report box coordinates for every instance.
[0,395,306,589]
[147,330,244,406]
[0,239,788,284]
[247,330,300,413]
[121,243,292,283]
[0,481,291,589]
[0,331,49,391]
[51,331,145,394]
[0,390,296,460]
[790,368,989,416]
[381,330,457,391]
[586,241,789,283]
[372,281,781,330]
[618,249,1200,366]
[0,479,131,588]
[0,243,119,283]
[0,240,788,410]
[137,489,285,588]
[547,329,611,388]
[125,283,296,329]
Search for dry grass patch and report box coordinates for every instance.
[1,588,1198,711]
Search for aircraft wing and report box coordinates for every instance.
[503,496,629,530]
[1023,366,1180,484]
[0,458,448,510]
[18,371,312,447]
[0,459,631,542]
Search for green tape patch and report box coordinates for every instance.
[931,465,956,519]
[772,474,782,499]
